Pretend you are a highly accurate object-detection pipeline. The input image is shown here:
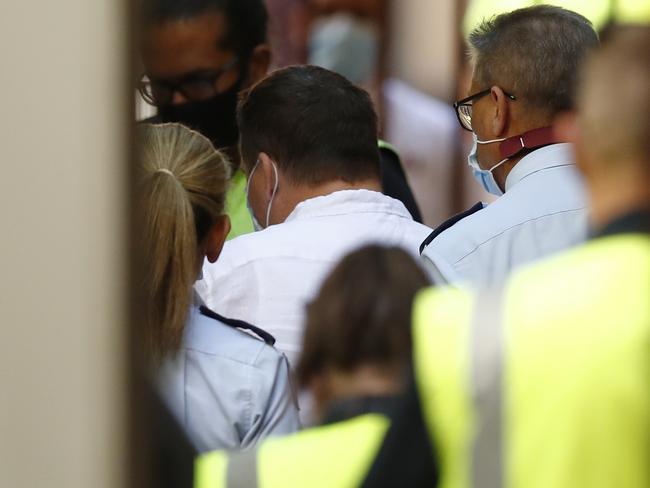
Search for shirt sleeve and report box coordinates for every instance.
[421,249,464,286]
[240,347,301,449]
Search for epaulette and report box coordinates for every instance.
[419,202,485,254]
[199,306,276,346]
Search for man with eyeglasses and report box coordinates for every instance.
[138,0,271,239]
[139,0,423,240]
[420,5,599,286]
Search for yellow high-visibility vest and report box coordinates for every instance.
[194,414,390,488]
[225,169,254,240]
[413,233,650,488]
[195,233,650,487]
[463,0,650,35]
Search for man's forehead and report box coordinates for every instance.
[142,11,233,79]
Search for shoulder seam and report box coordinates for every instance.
[183,344,271,369]
[452,207,587,265]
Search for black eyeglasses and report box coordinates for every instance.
[138,58,239,106]
[453,88,517,132]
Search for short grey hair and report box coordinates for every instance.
[469,5,599,116]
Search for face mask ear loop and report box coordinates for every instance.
[265,162,279,228]
[475,136,508,145]
[488,157,509,173]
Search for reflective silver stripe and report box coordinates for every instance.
[226,449,259,488]
[470,287,506,488]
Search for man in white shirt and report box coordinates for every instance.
[198,65,431,367]
[420,5,599,286]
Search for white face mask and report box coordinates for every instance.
[467,133,509,196]
[246,159,279,231]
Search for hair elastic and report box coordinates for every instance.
[155,168,175,177]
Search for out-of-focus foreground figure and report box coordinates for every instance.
[410,25,650,488]
[297,245,429,424]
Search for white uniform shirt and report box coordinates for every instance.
[158,303,300,453]
[197,189,432,367]
[421,143,588,286]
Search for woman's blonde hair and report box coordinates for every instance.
[136,123,231,363]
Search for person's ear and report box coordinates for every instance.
[205,215,231,263]
[490,85,510,136]
[257,152,278,199]
[246,44,271,86]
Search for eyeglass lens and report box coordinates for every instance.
[458,105,472,131]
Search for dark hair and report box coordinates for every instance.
[237,65,381,185]
[469,5,599,115]
[296,246,430,388]
[142,0,268,58]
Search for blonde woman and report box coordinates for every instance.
[136,123,300,452]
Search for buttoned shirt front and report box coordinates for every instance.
[197,189,432,367]
[421,143,588,286]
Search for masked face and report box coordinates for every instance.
[142,12,250,150]
[467,133,509,196]
[157,74,244,150]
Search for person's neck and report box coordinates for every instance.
[494,157,521,190]
[493,118,555,190]
[314,365,402,423]
[271,177,382,224]
[589,167,650,232]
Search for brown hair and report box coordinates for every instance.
[296,245,430,389]
[136,123,230,363]
[578,25,650,167]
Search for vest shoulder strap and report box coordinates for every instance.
[227,449,259,488]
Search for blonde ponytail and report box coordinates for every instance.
[136,123,231,363]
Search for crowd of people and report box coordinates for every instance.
[135,0,650,486]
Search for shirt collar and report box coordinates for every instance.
[285,189,413,223]
[505,143,575,192]
[592,208,650,239]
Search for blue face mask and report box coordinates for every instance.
[246,159,279,231]
[467,133,509,196]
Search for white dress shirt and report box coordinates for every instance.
[197,189,432,367]
[421,143,588,286]
[158,303,300,453]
